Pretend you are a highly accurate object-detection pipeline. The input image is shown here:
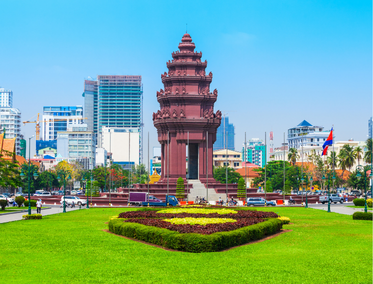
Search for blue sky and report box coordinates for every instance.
[0,0,371,158]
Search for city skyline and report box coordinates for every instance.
[0,0,371,159]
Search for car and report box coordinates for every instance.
[71,190,77,195]
[0,194,14,204]
[34,191,52,196]
[246,198,276,207]
[60,196,87,206]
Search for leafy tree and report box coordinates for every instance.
[176,177,185,199]
[364,138,372,164]
[326,151,338,170]
[287,148,299,166]
[264,180,273,193]
[38,171,59,191]
[92,166,107,191]
[347,170,365,190]
[0,150,23,190]
[237,177,246,198]
[213,166,242,184]
[20,163,40,193]
[131,164,149,184]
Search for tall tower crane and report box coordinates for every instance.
[23,113,87,140]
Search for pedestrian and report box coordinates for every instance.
[36,199,42,214]
[218,197,222,205]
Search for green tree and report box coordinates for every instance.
[353,146,363,166]
[20,163,40,193]
[176,177,185,199]
[364,138,372,164]
[92,166,107,191]
[38,170,59,191]
[287,148,299,166]
[0,152,23,190]
[237,177,246,198]
[326,151,338,170]
[213,166,242,184]
[131,164,149,184]
[340,144,356,173]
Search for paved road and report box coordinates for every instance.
[0,205,84,224]
[308,202,370,215]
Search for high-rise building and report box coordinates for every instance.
[288,120,330,149]
[0,107,21,154]
[0,88,13,108]
[369,117,372,138]
[83,75,143,162]
[101,126,140,168]
[214,116,235,151]
[41,106,83,140]
[56,124,95,169]
[242,138,266,167]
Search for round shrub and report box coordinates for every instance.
[367,198,372,208]
[0,199,8,210]
[15,196,25,207]
[352,212,373,221]
[24,200,37,207]
[353,198,366,206]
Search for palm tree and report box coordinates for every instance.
[353,146,363,166]
[287,148,299,166]
[339,144,356,173]
[326,151,338,170]
[338,151,347,180]
[364,138,372,164]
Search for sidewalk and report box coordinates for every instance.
[0,206,84,224]
[308,203,370,215]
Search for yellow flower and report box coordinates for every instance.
[164,217,237,226]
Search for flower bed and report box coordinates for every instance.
[110,208,283,252]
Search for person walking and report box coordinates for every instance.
[36,199,42,214]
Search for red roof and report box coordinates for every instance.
[236,167,260,178]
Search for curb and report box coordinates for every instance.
[0,207,52,216]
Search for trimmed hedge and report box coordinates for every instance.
[22,214,42,220]
[24,200,37,207]
[15,196,25,207]
[353,198,366,206]
[367,198,372,208]
[109,217,283,252]
[0,200,8,210]
[352,212,372,221]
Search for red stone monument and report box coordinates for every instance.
[152,33,222,184]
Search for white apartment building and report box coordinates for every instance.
[0,107,21,154]
[270,140,367,172]
[288,120,330,149]
[0,88,13,108]
[56,124,95,169]
[100,126,140,169]
[41,106,84,140]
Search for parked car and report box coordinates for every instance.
[319,194,344,204]
[0,194,14,204]
[61,196,87,206]
[34,191,52,196]
[246,198,276,207]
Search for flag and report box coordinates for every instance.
[322,128,333,156]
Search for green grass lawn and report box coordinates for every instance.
[0,207,372,284]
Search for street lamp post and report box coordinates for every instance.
[20,136,38,215]
[356,165,368,213]
[300,177,305,206]
[308,176,313,209]
[57,171,71,213]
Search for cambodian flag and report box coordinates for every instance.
[322,128,333,156]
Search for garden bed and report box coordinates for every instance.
[109,208,283,252]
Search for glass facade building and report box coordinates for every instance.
[41,106,83,140]
[0,88,13,108]
[214,116,235,151]
[83,75,143,163]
